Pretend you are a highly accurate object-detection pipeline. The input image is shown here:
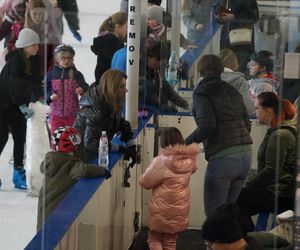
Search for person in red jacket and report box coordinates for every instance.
[139,127,199,250]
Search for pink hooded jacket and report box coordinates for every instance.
[139,143,200,234]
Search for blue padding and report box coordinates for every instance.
[25,114,153,250]
[180,15,219,71]
[255,212,270,231]
[178,87,193,92]
[159,111,193,117]
[255,212,277,232]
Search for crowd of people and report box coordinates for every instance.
[0,0,298,249]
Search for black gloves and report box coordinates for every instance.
[119,120,133,142]
[104,168,112,179]
[123,145,137,168]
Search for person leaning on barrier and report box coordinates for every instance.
[37,126,111,231]
[139,41,189,112]
[73,69,137,166]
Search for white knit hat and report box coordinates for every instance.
[15,28,40,48]
[147,5,164,24]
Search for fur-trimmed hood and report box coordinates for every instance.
[160,143,200,174]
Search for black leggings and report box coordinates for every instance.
[0,105,27,167]
[236,186,294,233]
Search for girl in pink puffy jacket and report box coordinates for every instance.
[139,127,200,250]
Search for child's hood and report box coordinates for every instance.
[41,151,79,177]
[159,143,200,174]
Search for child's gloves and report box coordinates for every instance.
[104,168,112,179]
[123,139,137,168]
[111,134,137,168]
[19,104,34,119]
[75,87,84,95]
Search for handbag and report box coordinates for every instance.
[225,0,252,46]
[229,28,252,45]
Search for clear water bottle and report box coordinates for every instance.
[98,131,109,169]
[167,51,178,87]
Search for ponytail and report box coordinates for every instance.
[257,92,295,127]
[99,11,127,34]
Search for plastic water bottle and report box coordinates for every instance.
[98,131,109,169]
[167,51,178,87]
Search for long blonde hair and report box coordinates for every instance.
[98,69,127,112]
[24,0,46,28]
[219,49,239,71]
[99,12,127,34]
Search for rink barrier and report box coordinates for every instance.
[24,115,153,250]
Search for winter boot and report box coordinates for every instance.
[13,168,27,190]
[72,31,82,42]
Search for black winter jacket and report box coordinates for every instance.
[186,76,252,160]
[0,49,42,108]
[73,82,132,162]
[139,67,189,112]
[91,31,124,82]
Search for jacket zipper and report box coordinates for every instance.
[61,69,65,118]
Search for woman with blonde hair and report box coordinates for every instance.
[91,12,127,82]
[219,48,254,114]
[73,69,136,164]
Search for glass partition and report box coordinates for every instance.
[0,0,299,249]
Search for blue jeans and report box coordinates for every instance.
[204,150,252,216]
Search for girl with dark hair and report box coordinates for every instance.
[139,127,199,250]
[186,54,252,217]
[237,92,296,232]
[91,12,127,82]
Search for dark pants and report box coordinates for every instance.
[236,185,294,233]
[0,105,27,167]
[61,0,80,32]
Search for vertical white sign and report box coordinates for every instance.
[126,0,141,129]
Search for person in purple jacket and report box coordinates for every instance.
[46,44,88,135]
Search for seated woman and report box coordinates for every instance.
[73,69,136,164]
[237,92,296,232]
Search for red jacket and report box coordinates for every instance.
[139,143,200,234]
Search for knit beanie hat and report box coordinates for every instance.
[148,0,162,6]
[147,5,164,24]
[202,203,244,243]
[15,28,40,48]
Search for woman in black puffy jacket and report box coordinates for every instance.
[73,69,136,164]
